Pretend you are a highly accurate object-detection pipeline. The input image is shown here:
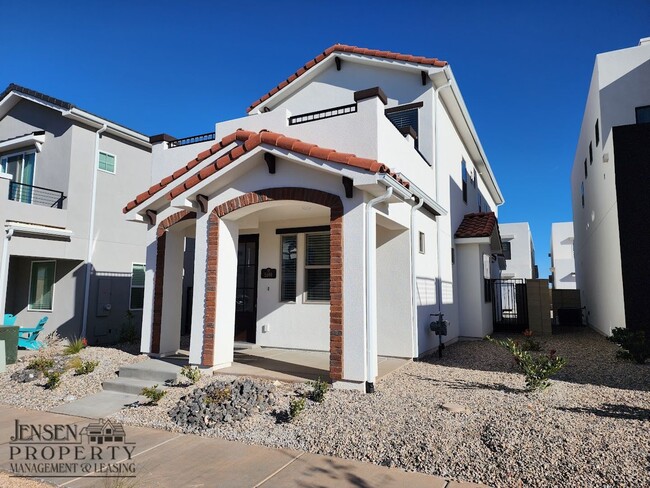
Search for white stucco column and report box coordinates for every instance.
[189,212,208,366]
[140,230,158,354]
[159,230,184,355]
[211,218,239,369]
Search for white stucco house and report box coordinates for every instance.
[125,44,504,391]
[0,84,152,342]
[570,38,650,336]
[549,222,576,290]
[498,223,537,280]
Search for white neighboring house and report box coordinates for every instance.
[125,44,505,391]
[0,84,152,342]
[498,223,537,280]
[570,38,650,336]
[550,222,576,290]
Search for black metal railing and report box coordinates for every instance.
[168,132,216,148]
[8,181,66,209]
[289,103,357,126]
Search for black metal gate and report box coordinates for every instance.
[491,279,528,331]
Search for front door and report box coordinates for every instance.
[235,234,258,342]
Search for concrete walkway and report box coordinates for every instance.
[0,405,487,488]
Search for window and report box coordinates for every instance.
[418,232,425,254]
[595,119,600,146]
[581,182,585,208]
[98,151,116,174]
[462,160,468,203]
[130,264,145,309]
[589,142,593,164]
[385,105,419,135]
[584,158,588,179]
[636,105,650,124]
[502,241,512,260]
[1,151,35,203]
[281,235,297,301]
[451,248,455,265]
[305,233,330,301]
[29,261,56,311]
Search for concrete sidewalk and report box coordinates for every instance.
[0,405,487,488]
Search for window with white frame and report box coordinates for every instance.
[1,151,36,203]
[130,264,145,309]
[419,232,425,254]
[305,233,330,301]
[29,261,56,311]
[98,151,116,174]
[281,235,297,302]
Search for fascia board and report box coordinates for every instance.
[0,133,45,153]
[63,108,151,148]
[454,236,491,245]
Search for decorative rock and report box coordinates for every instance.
[441,402,471,413]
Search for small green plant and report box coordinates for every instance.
[289,396,306,420]
[521,329,542,352]
[205,386,231,405]
[308,377,329,403]
[180,365,201,385]
[28,357,54,373]
[44,371,61,390]
[609,327,649,364]
[75,360,99,375]
[141,385,166,405]
[64,337,87,355]
[486,336,566,391]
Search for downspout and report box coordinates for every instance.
[365,186,393,393]
[409,196,424,357]
[433,73,452,312]
[81,124,107,339]
[0,227,15,318]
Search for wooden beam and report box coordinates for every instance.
[335,57,342,71]
[342,176,353,198]
[196,194,208,213]
[264,152,276,174]
[421,71,428,86]
[145,209,157,226]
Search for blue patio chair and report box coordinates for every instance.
[3,314,16,325]
[17,317,48,350]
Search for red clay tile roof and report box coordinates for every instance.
[123,129,409,213]
[247,44,448,113]
[455,212,498,238]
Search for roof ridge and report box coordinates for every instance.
[246,44,448,113]
[123,129,409,213]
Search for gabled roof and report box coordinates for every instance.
[123,129,409,213]
[247,44,448,113]
[455,212,498,238]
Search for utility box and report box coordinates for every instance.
[0,326,19,365]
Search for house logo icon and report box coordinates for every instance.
[80,419,127,445]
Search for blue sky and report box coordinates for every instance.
[1,0,649,275]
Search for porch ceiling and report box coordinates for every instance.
[229,200,329,227]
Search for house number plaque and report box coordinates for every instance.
[261,268,277,279]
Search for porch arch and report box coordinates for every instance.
[151,210,196,353]
[203,187,344,380]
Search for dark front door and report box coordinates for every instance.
[235,234,258,342]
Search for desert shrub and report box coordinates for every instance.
[141,385,166,405]
[44,371,61,390]
[180,365,201,385]
[609,327,649,364]
[64,337,87,355]
[75,360,99,375]
[28,357,54,373]
[486,336,566,391]
[67,356,83,371]
[308,377,329,403]
[205,386,232,405]
[521,329,542,352]
[289,396,306,420]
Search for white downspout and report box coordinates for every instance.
[409,197,424,357]
[433,73,452,312]
[81,124,107,339]
[0,227,15,318]
[365,186,393,393]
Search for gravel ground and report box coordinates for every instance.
[0,340,147,411]
[110,327,650,488]
[0,471,54,487]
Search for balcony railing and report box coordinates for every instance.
[8,181,66,209]
[168,132,216,148]
[288,103,357,126]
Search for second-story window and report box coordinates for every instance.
[1,151,35,203]
[98,151,116,174]
[462,160,468,203]
[502,241,512,260]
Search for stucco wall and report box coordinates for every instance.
[550,222,576,289]
[500,222,535,279]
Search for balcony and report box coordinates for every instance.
[8,181,66,209]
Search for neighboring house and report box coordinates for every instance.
[570,38,650,336]
[549,222,576,290]
[125,44,504,391]
[499,223,538,279]
[0,84,152,343]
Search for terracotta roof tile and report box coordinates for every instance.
[247,44,448,113]
[455,212,498,239]
[123,129,411,213]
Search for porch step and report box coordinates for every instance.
[118,359,183,383]
[102,377,165,395]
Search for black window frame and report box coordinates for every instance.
[502,241,512,260]
[595,119,600,146]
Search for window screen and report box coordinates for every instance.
[29,261,56,311]
[130,264,145,309]
[305,233,330,301]
[281,235,297,301]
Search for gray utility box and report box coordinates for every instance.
[0,326,19,365]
